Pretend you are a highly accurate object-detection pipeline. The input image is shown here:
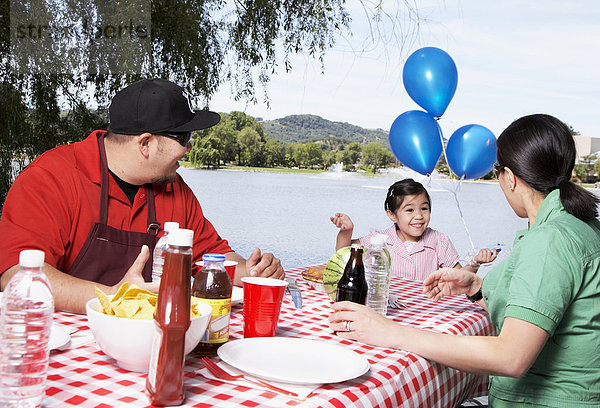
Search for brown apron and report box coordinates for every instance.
[68,133,159,286]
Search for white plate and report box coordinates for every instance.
[1,293,70,351]
[217,337,370,384]
[303,278,325,292]
[49,324,71,350]
[231,286,243,305]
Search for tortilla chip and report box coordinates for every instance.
[121,285,155,300]
[135,292,157,306]
[94,283,201,319]
[95,286,114,315]
[111,282,129,304]
[113,299,140,318]
[132,299,155,320]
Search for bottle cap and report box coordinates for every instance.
[202,253,226,263]
[163,222,179,232]
[19,249,45,267]
[370,234,387,246]
[167,228,194,247]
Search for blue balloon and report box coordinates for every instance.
[446,124,497,179]
[402,47,458,118]
[389,110,443,175]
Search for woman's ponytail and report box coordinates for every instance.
[557,180,599,222]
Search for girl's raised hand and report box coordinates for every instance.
[473,248,499,265]
[330,213,354,231]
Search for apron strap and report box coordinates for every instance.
[146,184,159,235]
[98,133,110,224]
[97,133,160,235]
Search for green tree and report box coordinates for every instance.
[205,119,238,164]
[323,150,338,168]
[263,139,286,167]
[290,143,309,168]
[594,157,600,181]
[237,127,263,166]
[344,142,363,166]
[362,142,394,174]
[304,142,323,168]
[190,135,224,169]
[574,154,598,183]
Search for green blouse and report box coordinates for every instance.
[482,190,600,407]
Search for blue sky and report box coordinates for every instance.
[210,0,600,140]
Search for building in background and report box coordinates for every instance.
[574,135,600,160]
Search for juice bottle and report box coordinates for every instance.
[192,254,231,356]
[336,245,367,305]
[146,228,193,406]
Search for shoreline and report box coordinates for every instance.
[179,162,600,190]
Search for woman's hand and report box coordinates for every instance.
[329,301,401,348]
[423,268,481,302]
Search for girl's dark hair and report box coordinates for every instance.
[497,114,599,222]
[385,178,431,212]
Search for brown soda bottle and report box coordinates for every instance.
[192,254,231,356]
[336,245,367,304]
[146,228,193,406]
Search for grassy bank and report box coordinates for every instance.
[181,162,332,175]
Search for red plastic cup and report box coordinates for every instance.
[195,260,238,296]
[223,261,238,287]
[241,277,288,338]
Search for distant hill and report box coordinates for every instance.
[260,114,390,149]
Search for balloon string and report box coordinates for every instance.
[436,123,476,253]
[452,179,476,252]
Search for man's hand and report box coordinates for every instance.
[114,245,159,293]
[245,248,285,280]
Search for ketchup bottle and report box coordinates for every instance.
[146,228,193,406]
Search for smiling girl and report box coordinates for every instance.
[331,178,496,280]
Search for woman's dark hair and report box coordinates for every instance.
[497,114,599,222]
[384,178,431,212]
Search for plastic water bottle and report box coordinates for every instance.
[152,221,179,283]
[364,234,391,316]
[0,250,54,408]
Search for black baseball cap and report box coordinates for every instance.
[108,78,221,135]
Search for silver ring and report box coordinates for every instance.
[344,320,350,332]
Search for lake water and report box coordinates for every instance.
[178,167,561,274]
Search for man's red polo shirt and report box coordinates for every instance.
[0,130,232,277]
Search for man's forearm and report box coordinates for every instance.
[224,251,246,286]
[1,263,112,315]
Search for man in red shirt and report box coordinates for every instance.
[0,78,284,314]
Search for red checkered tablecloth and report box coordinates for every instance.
[45,265,495,407]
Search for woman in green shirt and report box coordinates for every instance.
[330,114,600,407]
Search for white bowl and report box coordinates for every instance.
[85,297,212,373]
